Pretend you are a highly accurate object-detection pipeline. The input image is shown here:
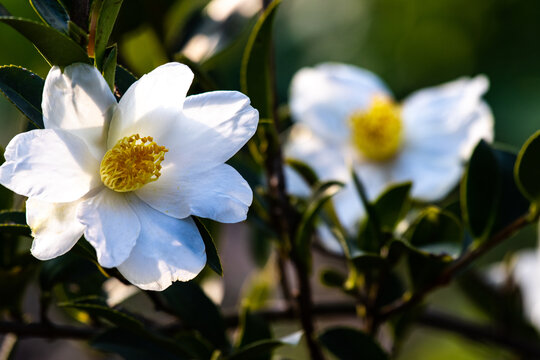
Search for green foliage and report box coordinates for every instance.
[194,217,223,276]
[240,0,281,120]
[0,16,90,66]
[92,0,123,70]
[319,327,388,360]
[101,44,117,91]
[515,130,540,205]
[0,65,44,128]
[30,0,69,33]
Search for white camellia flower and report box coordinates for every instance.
[285,63,493,252]
[0,62,258,290]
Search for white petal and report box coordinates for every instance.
[290,63,391,143]
[158,91,259,174]
[108,63,194,146]
[135,164,252,223]
[284,124,350,183]
[77,189,140,268]
[402,75,490,143]
[27,197,85,260]
[0,129,100,203]
[43,63,116,160]
[117,198,206,291]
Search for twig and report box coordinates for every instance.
[418,309,540,358]
[379,215,530,320]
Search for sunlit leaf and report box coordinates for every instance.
[0,16,90,66]
[0,66,44,129]
[240,0,281,119]
[515,130,540,204]
[102,45,117,91]
[93,0,123,70]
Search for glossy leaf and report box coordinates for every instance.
[515,130,540,204]
[114,64,136,97]
[0,16,89,66]
[237,308,272,360]
[373,182,412,231]
[102,45,117,91]
[295,181,343,268]
[319,327,388,360]
[461,140,500,241]
[59,301,144,329]
[0,66,44,129]
[406,207,463,257]
[286,158,319,187]
[93,0,123,70]
[30,0,69,33]
[240,0,281,119]
[159,281,229,350]
[194,217,223,276]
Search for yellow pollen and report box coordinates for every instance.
[99,134,168,192]
[349,96,402,162]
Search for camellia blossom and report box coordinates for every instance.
[285,63,493,251]
[0,62,258,290]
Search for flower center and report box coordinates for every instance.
[99,134,168,192]
[349,96,402,162]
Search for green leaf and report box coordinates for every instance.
[0,16,89,66]
[240,0,281,119]
[406,207,463,257]
[373,182,411,231]
[159,281,229,350]
[515,130,540,204]
[237,309,272,356]
[114,64,136,97]
[320,268,347,288]
[194,217,223,276]
[93,0,123,70]
[91,328,193,360]
[227,339,284,360]
[286,158,319,187]
[461,140,500,241]
[0,147,13,210]
[30,0,69,33]
[0,66,44,129]
[102,45,117,91]
[319,327,388,360]
[0,211,26,225]
[295,181,343,268]
[59,301,144,329]
[0,3,10,16]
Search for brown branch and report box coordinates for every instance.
[379,215,530,320]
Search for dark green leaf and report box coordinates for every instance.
[114,64,136,97]
[227,340,284,360]
[91,328,192,360]
[406,207,463,257]
[159,281,229,350]
[0,66,44,128]
[286,158,319,187]
[0,147,13,210]
[93,0,123,70]
[373,182,411,231]
[0,211,26,225]
[319,327,388,360]
[515,130,540,204]
[0,3,10,16]
[59,301,143,329]
[351,253,386,272]
[0,16,89,66]
[352,170,384,249]
[237,308,272,355]
[240,0,281,119]
[0,224,30,236]
[461,140,500,240]
[194,217,223,276]
[295,181,343,269]
[320,268,347,288]
[30,0,69,33]
[102,45,117,91]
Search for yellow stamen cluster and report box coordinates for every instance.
[100,134,168,192]
[349,96,402,162]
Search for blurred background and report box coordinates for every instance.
[0,0,539,358]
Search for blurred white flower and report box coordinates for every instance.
[509,251,540,330]
[0,62,258,290]
[285,63,493,250]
